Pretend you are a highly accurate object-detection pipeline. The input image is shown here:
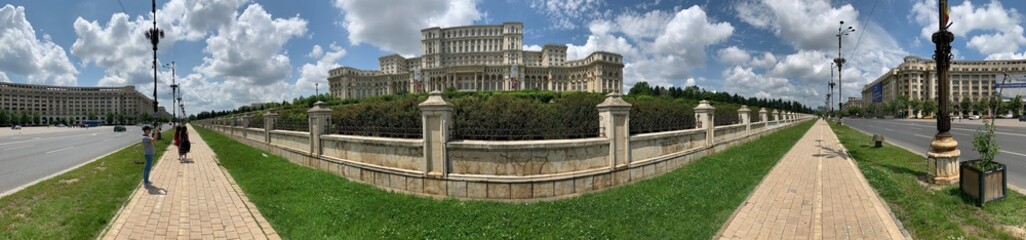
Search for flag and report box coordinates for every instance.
[941,1,950,27]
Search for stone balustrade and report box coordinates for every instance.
[195,92,815,201]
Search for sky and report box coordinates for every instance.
[1,0,1025,114]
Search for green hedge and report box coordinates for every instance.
[330,95,425,138]
[625,96,696,134]
[450,92,604,140]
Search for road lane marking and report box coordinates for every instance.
[1002,150,1026,158]
[913,134,932,139]
[883,128,895,131]
[45,147,73,154]
[2,145,32,151]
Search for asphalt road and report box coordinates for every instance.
[0,126,144,195]
[843,118,1026,190]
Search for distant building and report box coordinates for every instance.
[862,56,1026,115]
[0,82,158,124]
[841,97,862,111]
[328,22,625,99]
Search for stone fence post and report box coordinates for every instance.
[597,93,632,169]
[241,115,251,138]
[694,100,715,146]
[308,101,332,156]
[739,105,751,135]
[759,108,767,123]
[418,91,454,178]
[264,110,278,143]
[773,109,780,122]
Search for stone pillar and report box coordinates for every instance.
[264,110,278,144]
[759,108,768,123]
[739,105,751,135]
[241,115,250,138]
[772,109,780,122]
[418,91,454,178]
[597,93,632,169]
[694,100,715,146]
[308,101,332,156]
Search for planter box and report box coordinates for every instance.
[960,160,1007,206]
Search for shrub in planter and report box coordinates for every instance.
[960,118,1006,206]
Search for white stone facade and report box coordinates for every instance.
[862,56,1026,106]
[329,22,624,99]
[0,82,157,124]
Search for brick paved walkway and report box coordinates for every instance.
[103,124,279,240]
[717,119,908,239]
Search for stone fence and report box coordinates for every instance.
[196,91,814,201]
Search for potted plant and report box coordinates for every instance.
[959,115,1006,206]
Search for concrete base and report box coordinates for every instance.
[927,133,960,185]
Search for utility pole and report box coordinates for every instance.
[927,0,959,184]
[144,0,164,138]
[834,21,854,125]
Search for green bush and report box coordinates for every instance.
[331,95,425,138]
[450,92,604,140]
[626,96,696,134]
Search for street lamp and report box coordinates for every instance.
[927,0,959,184]
[315,82,319,96]
[144,0,164,139]
[834,20,854,125]
[829,62,837,118]
[164,61,177,127]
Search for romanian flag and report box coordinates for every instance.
[941,1,950,27]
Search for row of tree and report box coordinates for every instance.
[838,95,1024,118]
[627,82,814,113]
[190,93,343,121]
[0,109,167,126]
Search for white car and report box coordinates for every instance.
[999,113,1013,119]
[968,115,981,120]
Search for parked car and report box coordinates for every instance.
[11,125,21,130]
[968,115,981,120]
[114,125,126,132]
[999,113,1014,119]
[1020,115,1026,122]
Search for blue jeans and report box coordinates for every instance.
[143,154,154,183]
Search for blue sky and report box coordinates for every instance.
[1,0,1025,114]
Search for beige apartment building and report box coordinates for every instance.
[0,82,159,124]
[328,22,625,99]
[862,56,1026,113]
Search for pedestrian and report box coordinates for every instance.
[178,125,191,162]
[173,126,181,148]
[141,125,157,186]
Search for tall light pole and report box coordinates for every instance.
[165,61,176,127]
[928,0,959,184]
[834,21,854,125]
[144,0,164,138]
[315,82,319,96]
[829,62,837,118]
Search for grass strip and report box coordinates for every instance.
[829,122,1026,239]
[0,129,173,239]
[194,121,813,239]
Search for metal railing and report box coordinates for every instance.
[714,112,741,126]
[273,117,309,132]
[327,117,422,139]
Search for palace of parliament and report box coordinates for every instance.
[328,22,625,99]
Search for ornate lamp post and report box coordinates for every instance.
[928,0,959,184]
[834,21,855,125]
[315,82,319,96]
[144,0,164,138]
[164,61,176,127]
[829,62,837,118]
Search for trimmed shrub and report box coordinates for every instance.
[330,95,425,139]
[626,96,696,134]
[450,92,604,140]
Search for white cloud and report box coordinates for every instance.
[717,46,751,65]
[723,66,819,104]
[911,0,1026,59]
[72,12,154,87]
[0,4,78,86]
[194,4,307,86]
[0,72,8,82]
[527,0,606,30]
[294,44,346,97]
[735,0,859,52]
[749,52,777,69]
[308,45,324,58]
[569,6,732,89]
[334,0,482,56]
[523,44,543,51]
[158,0,249,41]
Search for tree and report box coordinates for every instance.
[894,96,909,118]
[1012,95,1024,116]
[32,112,41,125]
[87,112,97,120]
[19,112,29,125]
[106,112,115,125]
[922,100,937,117]
[0,109,7,126]
[909,98,922,118]
[628,81,654,96]
[960,98,971,116]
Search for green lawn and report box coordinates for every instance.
[0,129,173,239]
[830,122,1026,239]
[194,121,813,239]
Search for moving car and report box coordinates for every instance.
[968,115,981,120]
[114,125,126,132]
[11,125,21,130]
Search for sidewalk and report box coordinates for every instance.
[717,119,908,239]
[102,124,279,240]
